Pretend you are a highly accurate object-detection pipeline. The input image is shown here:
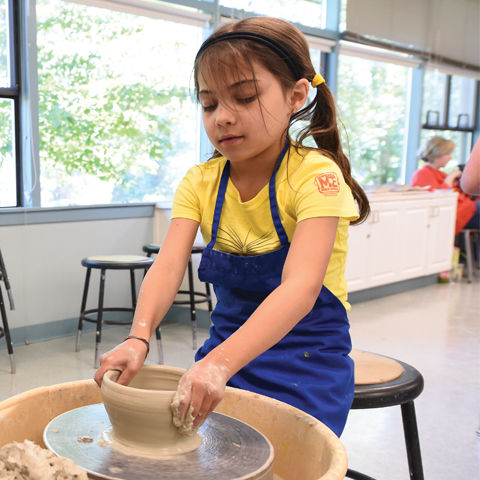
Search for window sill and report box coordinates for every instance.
[0,203,166,226]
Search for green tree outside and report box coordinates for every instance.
[36,0,199,205]
[337,55,409,187]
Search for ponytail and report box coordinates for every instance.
[291,85,370,225]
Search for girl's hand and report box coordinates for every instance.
[174,359,231,429]
[445,169,462,187]
[94,338,148,387]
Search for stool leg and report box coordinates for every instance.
[94,268,106,369]
[0,287,15,374]
[155,327,164,365]
[464,231,474,283]
[75,267,91,352]
[401,401,424,480]
[345,469,376,480]
[130,268,137,308]
[187,257,197,350]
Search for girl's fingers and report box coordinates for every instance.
[193,397,215,428]
[176,380,193,421]
[115,366,138,386]
[93,342,145,387]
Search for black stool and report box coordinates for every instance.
[75,255,162,368]
[346,352,424,480]
[143,243,213,350]
[460,228,479,283]
[0,249,15,374]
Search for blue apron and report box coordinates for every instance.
[196,143,354,437]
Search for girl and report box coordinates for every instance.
[95,16,369,437]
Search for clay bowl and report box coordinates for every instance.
[101,365,201,457]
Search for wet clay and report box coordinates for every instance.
[101,365,201,457]
[170,391,195,434]
[0,440,88,480]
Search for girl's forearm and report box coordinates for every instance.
[128,218,200,341]
[128,265,184,340]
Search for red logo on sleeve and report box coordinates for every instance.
[314,172,340,196]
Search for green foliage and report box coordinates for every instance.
[36,0,193,203]
[0,99,12,169]
[337,57,408,186]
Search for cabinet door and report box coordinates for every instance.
[346,221,370,292]
[366,204,402,286]
[427,200,456,272]
[399,202,429,278]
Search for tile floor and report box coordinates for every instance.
[0,278,479,479]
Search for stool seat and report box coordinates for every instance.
[75,254,157,367]
[346,351,425,480]
[142,244,206,256]
[82,255,153,269]
[352,359,424,409]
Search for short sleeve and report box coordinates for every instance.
[171,166,201,222]
[291,154,359,222]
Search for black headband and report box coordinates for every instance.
[195,31,303,80]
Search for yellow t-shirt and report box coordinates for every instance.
[172,145,359,310]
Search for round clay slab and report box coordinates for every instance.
[44,403,274,480]
[351,350,404,385]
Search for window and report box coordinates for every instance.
[220,0,326,29]
[2,1,478,210]
[0,0,8,88]
[36,0,203,207]
[0,0,19,208]
[449,76,476,130]
[0,99,15,206]
[337,53,410,186]
[422,69,447,128]
[421,70,477,165]
[422,70,477,131]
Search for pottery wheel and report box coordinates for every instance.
[43,403,274,480]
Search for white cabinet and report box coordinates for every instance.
[346,192,457,292]
[425,199,457,272]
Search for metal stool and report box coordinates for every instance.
[0,249,15,374]
[143,243,213,350]
[460,228,479,283]
[75,255,162,368]
[346,351,424,480]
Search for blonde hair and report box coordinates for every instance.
[417,136,456,164]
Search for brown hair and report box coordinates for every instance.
[194,17,370,224]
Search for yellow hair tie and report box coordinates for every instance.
[311,73,325,88]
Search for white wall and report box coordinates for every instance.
[1,208,212,343]
[1,216,154,340]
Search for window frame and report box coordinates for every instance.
[0,0,21,207]
[422,72,479,139]
[2,0,480,213]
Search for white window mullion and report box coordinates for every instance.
[339,41,422,69]
[64,0,210,27]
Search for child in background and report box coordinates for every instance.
[95,16,369,437]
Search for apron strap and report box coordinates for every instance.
[207,140,289,250]
[269,141,289,246]
[207,160,230,249]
